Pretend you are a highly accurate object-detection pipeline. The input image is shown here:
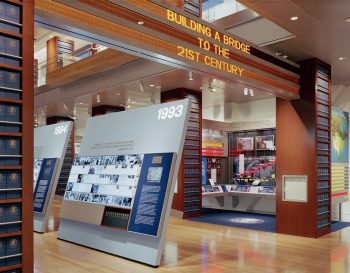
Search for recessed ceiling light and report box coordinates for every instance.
[79,102,83,105]
[345,17,350,23]
[282,55,288,59]
[338,56,346,61]
[290,16,298,21]
[137,21,144,25]
[149,84,155,87]
[131,101,136,104]
[116,93,121,96]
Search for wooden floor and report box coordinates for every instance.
[34,200,350,273]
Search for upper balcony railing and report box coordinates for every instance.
[34,44,107,88]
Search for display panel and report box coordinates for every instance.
[33,158,59,213]
[128,153,175,237]
[63,153,175,237]
[64,154,143,209]
[57,99,190,266]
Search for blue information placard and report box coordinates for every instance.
[127,153,175,237]
[33,158,58,213]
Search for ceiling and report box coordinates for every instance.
[34,69,273,127]
[237,0,350,85]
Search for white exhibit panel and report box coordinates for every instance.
[282,175,308,202]
[33,121,73,233]
[58,99,190,266]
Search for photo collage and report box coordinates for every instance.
[33,158,43,190]
[64,154,144,209]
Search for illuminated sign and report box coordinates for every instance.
[167,10,247,77]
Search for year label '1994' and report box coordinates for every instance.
[54,124,68,135]
[157,105,183,120]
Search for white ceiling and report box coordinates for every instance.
[237,0,350,85]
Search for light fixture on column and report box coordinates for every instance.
[96,94,101,103]
[249,89,254,96]
[139,80,145,93]
[209,85,216,92]
[244,87,248,96]
[188,70,193,81]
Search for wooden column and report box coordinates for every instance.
[46,116,74,196]
[91,105,125,117]
[276,58,331,238]
[161,88,202,218]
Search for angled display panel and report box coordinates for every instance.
[58,99,190,266]
[33,121,73,232]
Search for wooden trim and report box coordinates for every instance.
[22,1,34,272]
[0,198,21,204]
[0,98,22,104]
[0,132,22,137]
[0,29,22,38]
[0,264,22,272]
[5,0,23,6]
[0,165,22,170]
[0,63,22,71]
[0,231,22,239]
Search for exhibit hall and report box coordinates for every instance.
[0,0,348,272]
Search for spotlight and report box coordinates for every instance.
[188,71,193,81]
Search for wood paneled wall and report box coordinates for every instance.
[276,58,331,238]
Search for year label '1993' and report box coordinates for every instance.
[157,105,183,120]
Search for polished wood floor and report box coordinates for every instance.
[34,199,350,273]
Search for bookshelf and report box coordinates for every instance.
[315,64,331,233]
[0,1,34,272]
[46,116,74,197]
[161,88,202,218]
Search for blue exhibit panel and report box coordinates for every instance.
[33,158,58,213]
[128,153,175,237]
[202,156,207,186]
